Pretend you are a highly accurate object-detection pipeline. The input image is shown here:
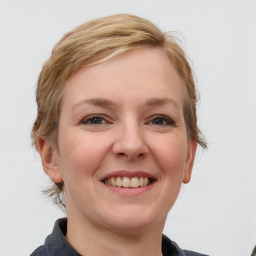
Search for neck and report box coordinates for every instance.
[66,215,164,256]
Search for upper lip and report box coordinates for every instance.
[100,170,157,181]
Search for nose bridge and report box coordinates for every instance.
[113,116,148,160]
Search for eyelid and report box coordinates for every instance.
[79,114,111,125]
[147,114,176,126]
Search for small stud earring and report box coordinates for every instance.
[183,173,190,184]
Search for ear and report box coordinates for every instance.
[183,140,197,184]
[37,136,63,184]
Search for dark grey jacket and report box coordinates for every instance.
[30,218,208,256]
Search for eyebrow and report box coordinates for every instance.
[145,98,180,108]
[72,98,117,112]
[72,97,180,112]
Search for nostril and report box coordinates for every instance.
[118,152,127,157]
[116,151,145,161]
[113,138,149,160]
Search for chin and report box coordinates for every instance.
[100,205,166,234]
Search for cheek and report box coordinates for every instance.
[149,134,188,175]
[57,130,111,180]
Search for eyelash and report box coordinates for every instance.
[80,115,109,125]
[80,114,175,127]
[148,115,175,126]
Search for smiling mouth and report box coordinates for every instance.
[102,176,155,188]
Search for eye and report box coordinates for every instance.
[80,115,108,125]
[149,115,175,126]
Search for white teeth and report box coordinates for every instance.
[104,176,152,188]
[116,177,122,187]
[111,177,116,186]
[131,177,139,188]
[122,177,131,187]
[139,177,144,186]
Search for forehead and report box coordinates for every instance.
[62,47,185,109]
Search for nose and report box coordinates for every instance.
[112,121,149,161]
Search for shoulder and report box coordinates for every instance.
[183,249,209,256]
[30,245,48,256]
[162,234,209,256]
[29,218,80,256]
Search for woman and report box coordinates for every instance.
[30,14,208,256]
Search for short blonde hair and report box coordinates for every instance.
[32,14,207,208]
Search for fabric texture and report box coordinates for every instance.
[30,218,208,256]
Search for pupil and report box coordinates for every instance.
[91,118,102,124]
[154,118,163,125]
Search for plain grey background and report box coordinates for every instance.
[0,1,255,255]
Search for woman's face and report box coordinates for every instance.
[46,47,196,233]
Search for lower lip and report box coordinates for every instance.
[103,183,155,197]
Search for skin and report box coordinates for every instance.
[38,47,197,256]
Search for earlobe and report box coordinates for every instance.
[37,137,63,184]
[183,140,197,184]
